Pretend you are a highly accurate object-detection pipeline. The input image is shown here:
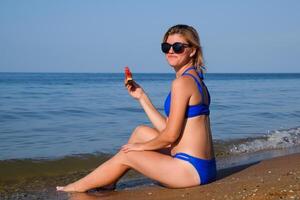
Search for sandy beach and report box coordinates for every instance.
[64,153,300,200]
[2,152,299,200]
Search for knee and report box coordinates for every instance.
[133,125,147,135]
[129,125,147,142]
[114,150,136,167]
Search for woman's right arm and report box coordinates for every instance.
[126,81,167,131]
[138,93,167,131]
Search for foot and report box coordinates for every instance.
[56,183,85,192]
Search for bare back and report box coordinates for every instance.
[168,69,214,159]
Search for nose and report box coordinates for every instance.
[168,46,175,54]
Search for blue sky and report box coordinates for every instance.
[0,0,299,73]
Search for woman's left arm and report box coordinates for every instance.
[122,77,191,152]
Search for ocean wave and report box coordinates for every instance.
[214,127,300,156]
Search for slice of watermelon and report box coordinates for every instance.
[125,66,133,85]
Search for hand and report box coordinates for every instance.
[124,80,145,100]
[121,143,144,153]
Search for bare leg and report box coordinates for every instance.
[56,151,130,192]
[128,125,172,155]
[96,125,162,190]
[128,125,159,143]
[57,125,181,192]
[57,149,199,192]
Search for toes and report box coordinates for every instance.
[56,186,65,191]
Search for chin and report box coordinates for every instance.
[167,60,178,67]
[169,61,181,67]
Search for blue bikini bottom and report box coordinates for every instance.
[173,152,217,185]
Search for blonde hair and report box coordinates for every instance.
[163,24,205,73]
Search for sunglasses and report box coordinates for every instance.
[161,42,191,54]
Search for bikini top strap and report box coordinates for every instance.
[182,66,204,80]
[181,73,205,100]
[182,66,196,75]
[197,71,204,80]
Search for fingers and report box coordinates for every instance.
[121,143,142,153]
[125,82,136,93]
[126,84,134,92]
[124,79,134,89]
[121,144,131,153]
[124,80,130,88]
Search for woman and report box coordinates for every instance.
[56,24,216,192]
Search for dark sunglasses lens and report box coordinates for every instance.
[161,43,171,53]
[172,43,185,53]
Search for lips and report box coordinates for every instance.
[167,55,177,59]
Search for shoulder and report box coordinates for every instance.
[171,75,194,90]
[171,75,194,96]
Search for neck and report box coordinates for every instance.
[174,62,194,78]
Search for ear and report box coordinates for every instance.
[189,48,196,57]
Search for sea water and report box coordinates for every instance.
[1,72,300,195]
[1,73,300,161]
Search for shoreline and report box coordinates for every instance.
[1,152,299,199]
[67,153,300,200]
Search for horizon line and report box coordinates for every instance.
[0,71,300,74]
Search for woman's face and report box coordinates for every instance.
[164,34,194,69]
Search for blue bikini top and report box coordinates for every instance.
[164,66,210,118]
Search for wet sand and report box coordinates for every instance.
[1,153,299,200]
[66,153,300,200]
